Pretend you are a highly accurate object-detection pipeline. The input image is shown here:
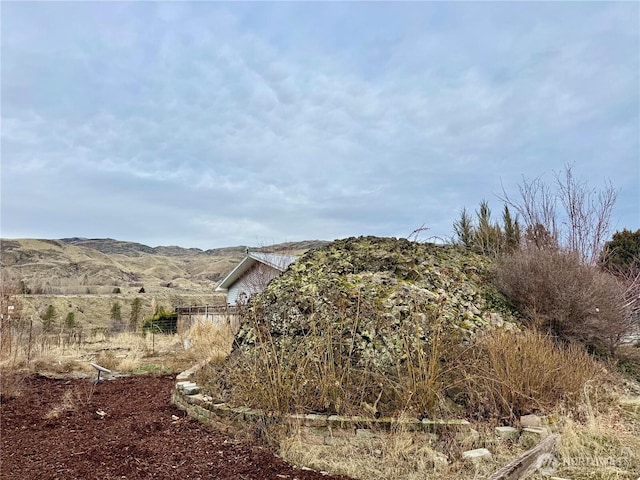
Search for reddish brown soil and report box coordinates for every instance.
[1,374,352,480]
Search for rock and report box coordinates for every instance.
[355,428,376,439]
[232,236,522,416]
[519,427,549,448]
[462,448,492,462]
[520,414,542,427]
[494,426,519,440]
[459,319,475,331]
[619,446,633,456]
[431,451,449,468]
[618,396,640,414]
[177,381,200,394]
[241,238,520,356]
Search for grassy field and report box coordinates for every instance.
[0,321,234,381]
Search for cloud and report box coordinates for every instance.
[1,2,637,248]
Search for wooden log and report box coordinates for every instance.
[487,434,559,480]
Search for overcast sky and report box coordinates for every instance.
[2,2,638,249]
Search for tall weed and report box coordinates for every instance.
[451,329,602,420]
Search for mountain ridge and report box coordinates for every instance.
[1,237,328,296]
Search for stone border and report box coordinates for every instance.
[171,361,471,436]
[172,360,562,477]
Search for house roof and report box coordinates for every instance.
[215,252,298,292]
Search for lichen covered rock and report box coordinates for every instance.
[237,236,520,372]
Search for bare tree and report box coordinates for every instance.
[556,166,617,265]
[501,164,617,264]
[407,224,430,243]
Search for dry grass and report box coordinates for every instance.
[0,318,234,377]
[207,308,457,418]
[212,325,603,423]
[452,329,604,421]
[207,324,631,480]
[281,432,448,480]
[0,327,185,376]
[548,386,640,480]
[277,393,640,480]
[180,322,234,361]
[278,421,529,480]
[0,367,26,403]
[172,322,234,373]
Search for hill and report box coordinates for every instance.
[1,238,326,296]
[0,237,326,327]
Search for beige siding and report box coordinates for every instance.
[227,263,279,304]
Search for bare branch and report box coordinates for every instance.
[500,165,617,264]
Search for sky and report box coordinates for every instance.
[1,2,638,250]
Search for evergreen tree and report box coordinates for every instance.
[129,297,142,331]
[502,205,521,252]
[110,302,124,332]
[600,229,640,273]
[110,302,122,322]
[41,305,57,332]
[475,200,501,255]
[453,208,474,248]
[453,201,522,256]
[64,312,76,329]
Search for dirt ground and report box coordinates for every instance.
[0,374,352,480]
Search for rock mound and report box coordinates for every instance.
[239,236,520,370]
[213,237,525,416]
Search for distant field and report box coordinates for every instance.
[17,293,222,330]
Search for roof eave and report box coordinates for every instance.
[215,256,256,291]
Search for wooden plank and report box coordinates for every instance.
[487,434,559,480]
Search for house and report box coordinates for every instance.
[215,251,298,305]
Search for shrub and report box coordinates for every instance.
[451,329,602,420]
[64,312,76,329]
[599,228,640,273]
[493,247,632,354]
[142,307,177,334]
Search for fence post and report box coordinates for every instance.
[27,317,33,364]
